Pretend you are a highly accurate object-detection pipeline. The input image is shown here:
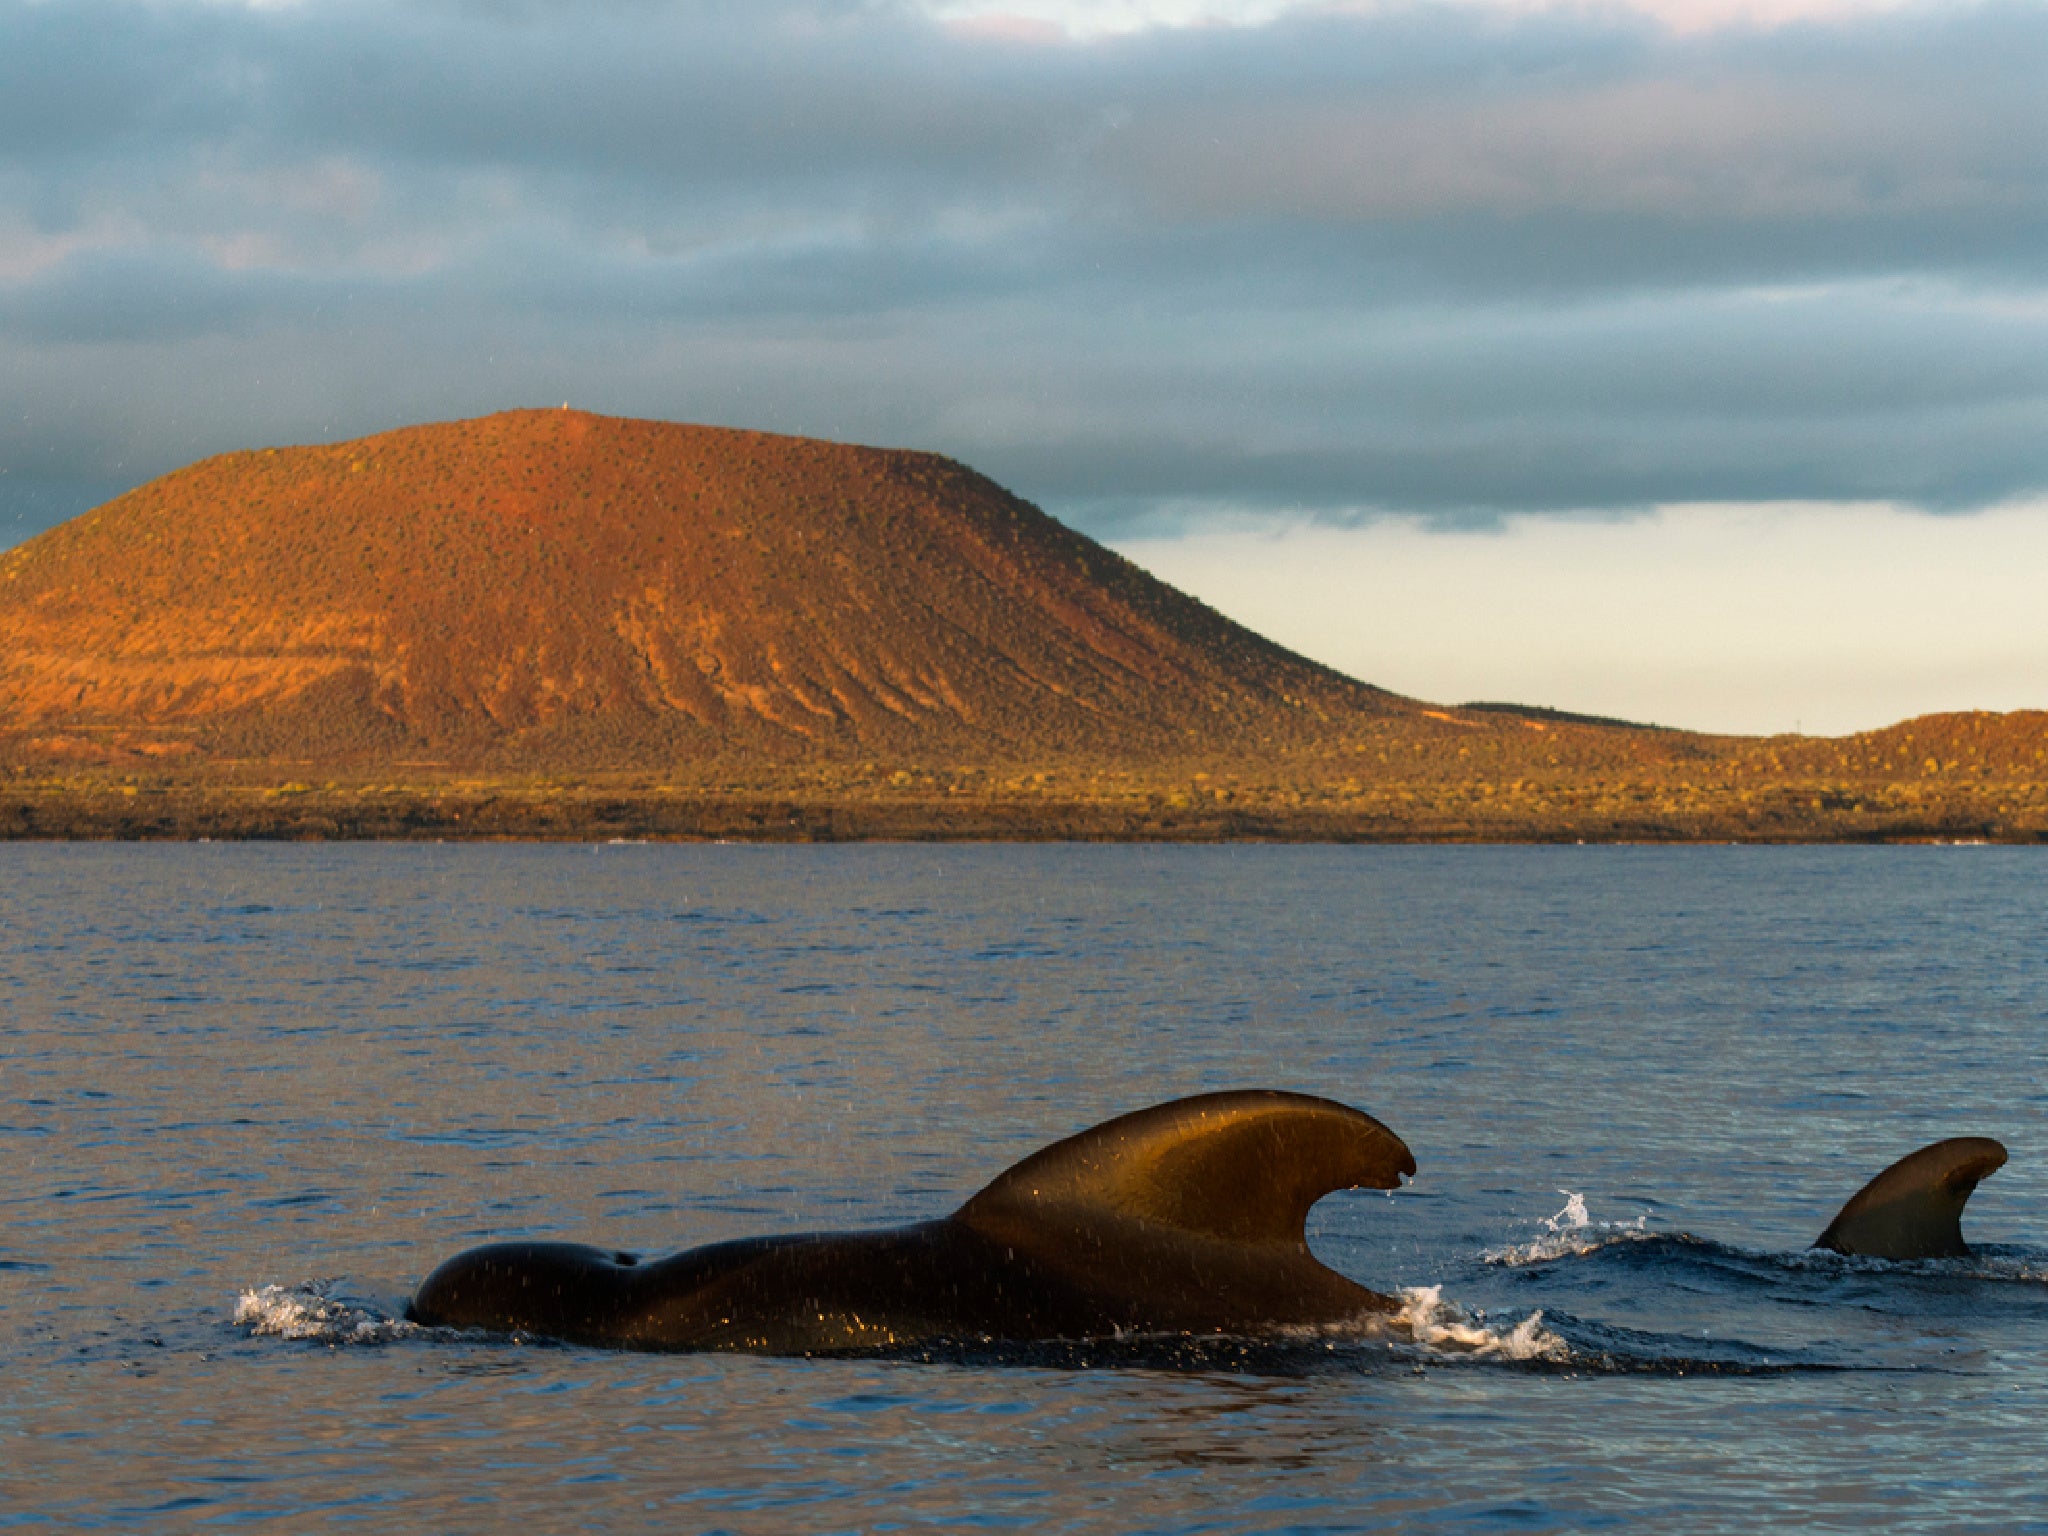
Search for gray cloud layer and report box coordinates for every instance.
[3,0,2045,537]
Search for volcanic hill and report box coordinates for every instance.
[2,409,2040,841]
[0,408,1415,771]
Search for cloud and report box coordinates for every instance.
[1,0,2045,541]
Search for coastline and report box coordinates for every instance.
[4,775,2039,843]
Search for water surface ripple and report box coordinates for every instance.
[4,844,2045,1532]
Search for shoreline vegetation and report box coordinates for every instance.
[3,410,2040,844]
[4,754,2041,843]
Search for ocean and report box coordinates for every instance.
[5,843,2045,1532]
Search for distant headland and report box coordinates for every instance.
[1,409,2040,841]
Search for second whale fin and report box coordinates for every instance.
[954,1089,1415,1249]
[1812,1136,2009,1260]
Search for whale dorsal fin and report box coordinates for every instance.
[954,1090,1414,1249]
[1812,1137,2008,1259]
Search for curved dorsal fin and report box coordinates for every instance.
[954,1090,1415,1249]
[1813,1136,2008,1259]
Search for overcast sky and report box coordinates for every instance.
[3,0,2043,733]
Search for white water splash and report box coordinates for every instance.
[1547,1191,1590,1232]
[234,1281,419,1344]
[1394,1285,1569,1362]
[1485,1190,1652,1266]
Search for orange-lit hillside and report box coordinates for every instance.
[0,409,1413,769]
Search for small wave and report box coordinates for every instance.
[1535,1314,1836,1375]
[1489,1201,2048,1286]
[1392,1285,1570,1362]
[1485,1190,1656,1267]
[234,1281,419,1344]
[843,1304,1561,1373]
[1780,1247,2048,1283]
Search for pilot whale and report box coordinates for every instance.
[408,1090,1417,1353]
[1812,1136,2008,1260]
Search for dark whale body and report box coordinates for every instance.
[1813,1136,2008,1260]
[408,1091,1417,1354]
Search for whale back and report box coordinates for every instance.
[411,1090,1419,1350]
[954,1090,1415,1250]
[1813,1136,2008,1260]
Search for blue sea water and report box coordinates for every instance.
[3,843,2046,1532]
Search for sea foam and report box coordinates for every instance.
[234,1281,419,1344]
[1484,1189,1654,1267]
[1393,1285,1570,1362]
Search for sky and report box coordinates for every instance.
[2,0,2043,735]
